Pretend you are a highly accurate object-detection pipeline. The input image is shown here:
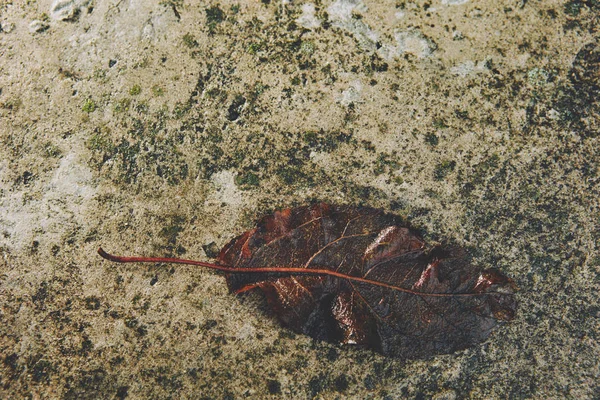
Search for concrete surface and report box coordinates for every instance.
[0,0,598,398]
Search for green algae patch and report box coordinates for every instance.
[433,160,456,181]
[129,84,142,96]
[82,98,97,113]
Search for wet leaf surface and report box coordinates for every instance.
[219,203,516,358]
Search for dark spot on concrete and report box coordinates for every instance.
[32,282,49,309]
[136,325,147,336]
[334,374,349,392]
[202,319,218,330]
[554,42,599,134]
[30,357,54,383]
[425,132,438,146]
[415,392,426,400]
[223,390,235,400]
[309,374,325,397]
[434,160,456,180]
[19,170,34,185]
[570,42,600,94]
[159,214,187,253]
[277,165,308,185]
[364,374,376,390]
[235,171,259,188]
[202,241,220,258]
[455,109,469,119]
[64,368,107,399]
[185,322,197,330]
[187,368,198,379]
[125,318,138,329]
[278,330,296,340]
[116,386,129,399]
[182,33,199,48]
[369,55,388,72]
[326,347,339,361]
[110,356,124,366]
[227,95,246,121]
[302,130,352,152]
[3,352,22,383]
[84,296,101,310]
[564,0,583,16]
[206,6,225,23]
[206,5,225,32]
[267,379,281,394]
[80,337,93,354]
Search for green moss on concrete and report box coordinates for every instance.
[182,33,199,48]
[82,98,97,113]
[434,160,456,181]
[235,171,260,189]
[113,98,131,113]
[129,84,142,96]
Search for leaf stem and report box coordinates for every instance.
[98,247,500,298]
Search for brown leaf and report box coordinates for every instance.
[99,203,517,358]
[219,203,516,358]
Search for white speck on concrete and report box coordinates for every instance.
[327,1,438,61]
[29,20,48,33]
[328,0,378,52]
[547,109,560,120]
[52,153,95,199]
[0,152,96,251]
[449,60,488,77]
[441,0,470,5]
[236,323,256,340]
[207,170,243,208]
[141,20,155,42]
[296,3,321,30]
[337,80,363,106]
[1,22,15,33]
[395,11,405,19]
[50,0,92,21]
[380,30,437,60]
[395,30,437,58]
[328,0,368,21]
[452,30,464,40]
[527,67,550,86]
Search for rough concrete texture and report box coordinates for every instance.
[0,0,598,398]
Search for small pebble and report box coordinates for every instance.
[29,20,49,34]
[50,0,91,21]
